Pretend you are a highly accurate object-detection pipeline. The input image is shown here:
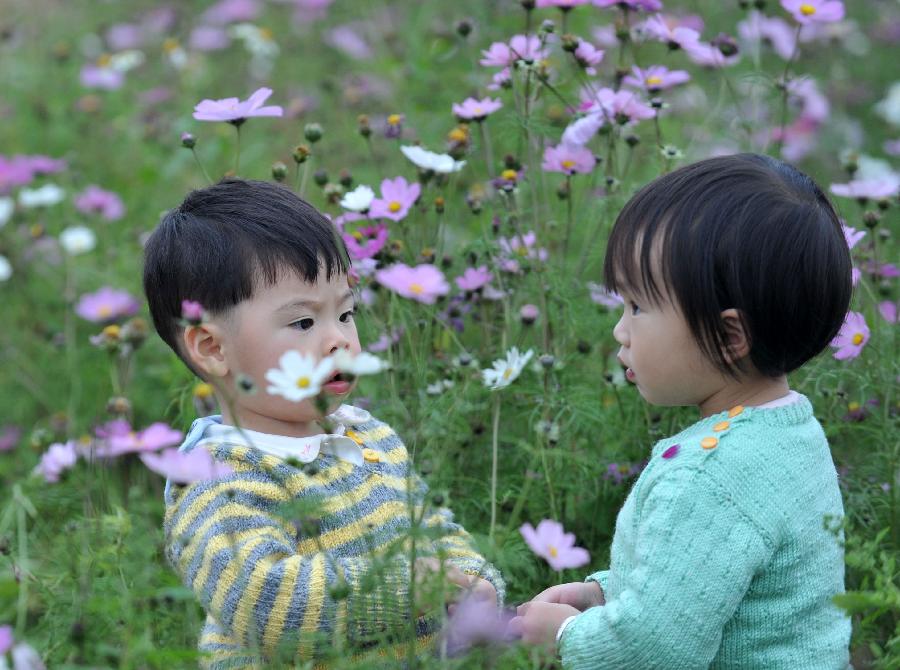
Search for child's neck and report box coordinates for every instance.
[697,373,790,418]
[220,406,324,439]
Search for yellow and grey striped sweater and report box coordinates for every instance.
[164,412,504,669]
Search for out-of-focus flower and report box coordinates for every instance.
[780,0,845,25]
[480,35,548,67]
[0,197,13,227]
[400,145,466,173]
[622,65,690,92]
[573,40,604,75]
[34,441,78,483]
[97,422,184,458]
[642,14,702,51]
[332,350,390,376]
[325,25,372,60]
[8,637,47,670]
[80,63,125,90]
[456,266,493,292]
[18,184,64,208]
[181,300,205,324]
[367,328,403,353]
[876,83,900,126]
[830,177,899,201]
[339,184,375,212]
[884,139,900,156]
[202,0,260,25]
[106,23,144,51]
[370,176,420,221]
[75,287,140,323]
[60,226,97,255]
[879,301,898,324]
[564,88,655,145]
[343,224,388,260]
[265,350,335,402]
[842,225,865,250]
[0,255,10,282]
[0,425,20,452]
[384,113,404,138]
[74,185,125,221]
[604,461,645,484]
[140,447,233,484]
[737,11,797,60]
[830,311,869,360]
[498,231,548,273]
[189,25,231,51]
[0,625,11,654]
[482,347,533,390]
[593,0,661,9]
[520,519,590,571]
[537,0,590,6]
[685,41,741,68]
[193,87,283,123]
[229,24,279,73]
[587,282,624,309]
[375,263,450,304]
[520,304,540,324]
[542,143,596,174]
[443,595,515,657]
[487,67,512,91]
[786,77,829,122]
[452,97,503,121]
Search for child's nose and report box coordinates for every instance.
[612,313,629,347]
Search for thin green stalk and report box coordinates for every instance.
[233,123,242,174]
[479,121,495,180]
[191,148,213,185]
[489,393,502,541]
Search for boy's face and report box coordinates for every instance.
[214,270,361,436]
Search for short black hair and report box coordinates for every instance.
[143,178,349,376]
[603,153,852,378]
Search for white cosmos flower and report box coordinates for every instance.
[339,184,375,212]
[18,184,65,208]
[400,145,466,173]
[59,226,97,255]
[482,347,534,390]
[110,49,146,72]
[0,197,13,228]
[332,350,390,376]
[0,254,11,282]
[265,350,335,402]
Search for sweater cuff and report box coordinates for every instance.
[585,569,609,594]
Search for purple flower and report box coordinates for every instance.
[443,595,515,656]
[487,67,512,91]
[604,461,644,484]
[0,625,11,655]
[587,282,624,309]
[193,87,283,123]
[80,64,124,90]
[104,422,183,458]
[74,185,125,221]
[542,143,596,174]
[520,519,590,571]
[537,0,590,6]
[181,300,205,323]
[35,441,78,483]
[781,0,845,25]
[842,225,865,250]
[343,224,389,260]
[573,40,605,75]
[879,301,898,324]
[375,263,449,304]
[325,26,373,60]
[452,97,503,121]
[480,35,548,67]
[622,65,690,92]
[0,425,21,452]
[140,447,233,484]
[498,232,548,272]
[189,25,231,51]
[369,176,421,221]
[106,23,144,51]
[685,41,741,68]
[738,11,797,60]
[202,0,261,25]
[367,328,403,353]
[582,87,656,125]
[75,287,140,323]
[830,311,869,361]
[456,266,493,292]
[593,0,661,9]
[830,177,899,201]
[642,14,702,51]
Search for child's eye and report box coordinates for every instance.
[630,301,641,316]
[339,308,356,323]
[290,318,315,331]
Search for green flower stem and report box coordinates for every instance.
[479,121,495,180]
[489,392,502,541]
[775,25,803,156]
[233,123,242,175]
[191,148,213,185]
[299,156,313,198]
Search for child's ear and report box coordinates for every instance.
[182,323,229,378]
[720,308,751,364]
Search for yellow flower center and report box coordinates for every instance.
[194,382,214,399]
[387,114,402,125]
[102,325,120,339]
[561,159,575,169]
[259,27,273,41]
[409,283,424,294]
[163,38,180,53]
[516,246,529,257]
[799,3,816,15]
[646,75,663,86]
[549,546,558,558]
[474,106,483,115]
[501,169,518,181]
[502,367,513,379]
[389,201,402,213]
[352,231,364,241]
[847,401,860,412]
[852,333,864,345]
[98,306,113,318]
[97,53,112,67]
[296,377,311,389]
[448,128,467,142]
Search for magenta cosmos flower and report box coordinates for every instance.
[879,301,898,325]
[193,87,283,123]
[455,265,493,292]
[75,287,140,323]
[75,185,125,221]
[343,224,389,260]
[369,176,421,221]
[0,625,10,654]
[542,143,596,174]
[623,65,690,92]
[480,35,548,67]
[92,420,183,458]
[594,0,662,9]
[141,446,233,484]
[452,97,503,121]
[780,0,845,25]
[520,519,590,571]
[375,263,449,304]
[830,311,869,361]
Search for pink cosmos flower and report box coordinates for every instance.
[594,0,661,9]
[193,87,283,123]
[842,225,865,250]
[106,23,145,51]
[0,625,11,654]
[140,447,233,484]
[375,263,449,304]
[443,595,515,656]
[879,301,898,324]
[623,65,690,92]
[498,232,548,273]
[189,26,231,51]
[585,87,656,124]
[20,155,67,175]
[480,35,548,67]
[830,177,899,201]
[343,224,389,260]
[80,64,125,90]
[452,97,503,121]
[830,311,869,361]
[781,0,845,25]
[35,441,78,483]
[542,143,596,174]
[202,0,260,25]
[573,40,604,75]
[325,25,373,60]
[587,282,624,309]
[0,425,20,452]
[487,67,512,91]
[685,41,741,68]
[537,0,590,6]
[455,266,493,292]
[181,300,205,322]
[520,519,590,571]
[74,185,125,221]
[95,421,183,458]
[75,287,140,323]
[642,14,702,51]
[369,176,421,221]
[738,11,797,60]
[787,78,829,122]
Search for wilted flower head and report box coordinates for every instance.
[482,347,534,390]
[520,519,590,570]
[75,287,140,323]
[830,311,869,361]
[375,263,450,304]
[74,185,125,221]
[265,350,335,402]
[192,87,283,123]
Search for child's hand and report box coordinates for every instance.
[531,581,604,611]
[507,601,580,651]
[414,557,497,615]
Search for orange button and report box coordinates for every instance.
[728,405,744,418]
[713,421,730,432]
[362,448,380,463]
[701,437,718,450]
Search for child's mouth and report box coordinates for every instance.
[323,372,353,395]
[625,367,636,383]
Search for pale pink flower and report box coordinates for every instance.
[587,282,624,309]
[443,595,514,656]
[830,177,899,201]
[75,287,140,323]
[738,11,797,60]
[140,447,233,484]
[787,78,829,122]
[193,87,283,123]
[325,25,372,60]
[103,422,183,458]
[343,224,389,260]
[879,301,898,324]
[498,232,548,273]
[537,0,590,6]
[581,87,656,124]
[542,143,596,174]
[181,300,205,322]
[573,40,604,75]
[842,225,865,250]
[452,97,503,121]
[74,185,125,221]
[487,67,512,91]
[35,441,78,483]
[594,0,661,9]
[202,0,260,25]
[622,65,690,92]
[375,263,449,304]
[189,26,231,51]
[520,519,590,571]
[455,266,493,292]
[80,64,125,90]
[685,41,741,68]
[106,23,144,51]
[369,176,421,221]
[642,14,702,51]
[830,311,869,361]
[480,35,548,67]
[781,0,845,25]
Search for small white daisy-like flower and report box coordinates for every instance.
[60,226,97,255]
[18,183,65,208]
[482,347,534,390]
[332,350,390,376]
[400,145,466,173]
[0,197,13,228]
[0,254,11,282]
[265,350,335,402]
[339,185,375,212]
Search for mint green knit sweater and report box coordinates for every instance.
[560,396,851,669]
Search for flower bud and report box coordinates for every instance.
[271,161,288,182]
[576,340,591,354]
[625,134,640,148]
[520,304,540,325]
[106,396,132,416]
[434,196,445,214]
[561,34,579,53]
[863,211,881,228]
[456,19,473,38]
[339,169,353,188]
[539,354,555,369]
[540,19,555,33]
[304,123,323,143]
[292,144,311,164]
[357,114,372,138]
[712,33,739,57]
[180,132,196,149]
[314,169,329,187]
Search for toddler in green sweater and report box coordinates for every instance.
[511,153,853,668]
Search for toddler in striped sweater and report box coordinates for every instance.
[143,178,503,668]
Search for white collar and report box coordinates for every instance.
[198,404,372,467]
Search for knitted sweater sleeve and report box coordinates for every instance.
[164,475,420,661]
[559,466,774,669]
